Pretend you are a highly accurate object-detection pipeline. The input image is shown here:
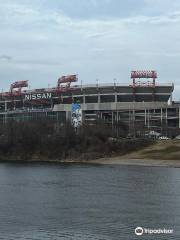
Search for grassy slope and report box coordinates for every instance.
[121,140,180,160]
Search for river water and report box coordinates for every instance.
[0,163,179,240]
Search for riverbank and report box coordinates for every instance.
[90,157,180,167]
[1,156,180,168]
[90,140,180,167]
[1,123,180,168]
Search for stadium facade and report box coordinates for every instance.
[0,71,179,137]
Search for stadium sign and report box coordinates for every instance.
[71,103,82,129]
[24,92,52,101]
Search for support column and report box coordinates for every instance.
[115,93,117,103]
[51,98,53,110]
[133,109,135,137]
[72,95,74,104]
[83,94,86,112]
[98,94,100,104]
[66,111,71,122]
[4,101,7,124]
[166,108,168,136]
[161,108,163,134]
[170,93,173,105]
[5,101,7,112]
[161,108,163,125]
[147,109,150,130]
[83,94,85,104]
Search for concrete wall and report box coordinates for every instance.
[53,102,170,112]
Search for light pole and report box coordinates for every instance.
[113,78,116,87]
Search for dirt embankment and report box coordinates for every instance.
[91,140,180,167]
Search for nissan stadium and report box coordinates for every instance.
[0,71,179,136]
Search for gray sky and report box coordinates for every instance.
[0,0,179,98]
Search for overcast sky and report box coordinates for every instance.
[0,0,179,98]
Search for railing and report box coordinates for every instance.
[0,82,174,97]
[77,82,174,88]
[0,108,53,114]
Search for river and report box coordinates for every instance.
[0,162,179,239]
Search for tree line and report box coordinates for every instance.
[0,120,153,161]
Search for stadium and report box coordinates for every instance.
[0,70,179,137]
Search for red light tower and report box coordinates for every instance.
[10,80,28,95]
[57,74,78,91]
[131,71,157,101]
[56,74,78,103]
